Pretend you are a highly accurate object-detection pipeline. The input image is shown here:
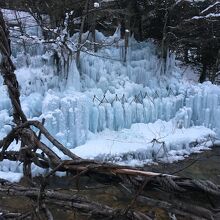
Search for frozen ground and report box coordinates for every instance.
[71,120,215,166]
[0,10,220,181]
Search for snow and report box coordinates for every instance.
[201,2,220,14]
[192,13,220,20]
[71,120,215,165]
[94,2,100,8]
[0,171,22,182]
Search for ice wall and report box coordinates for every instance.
[80,38,176,90]
[39,89,189,148]
[185,85,220,136]
[1,15,220,153]
[31,77,220,150]
[2,10,220,173]
[40,91,90,148]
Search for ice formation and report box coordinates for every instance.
[0,10,220,176]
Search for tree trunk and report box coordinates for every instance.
[199,63,207,83]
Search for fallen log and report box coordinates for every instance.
[0,179,151,220]
[136,195,214,220]
[1,175,220,220]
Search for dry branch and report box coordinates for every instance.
[0,179,151,220]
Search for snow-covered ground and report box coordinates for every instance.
[71,120,215,166]
[1,10,220,181]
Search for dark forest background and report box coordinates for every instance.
[1,0,219,82]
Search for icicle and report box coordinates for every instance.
[113,101,124,131]
[154,98,160,121]
[66,60,81,91]
[98,105,106,132]
[105,103,114,129]
[165,100,172,121]
[124,103,132,128]
[90,105,99,133]
[136,103,144,123]
[183,108,192,128]
[143,102,151,123]
[131,103,137,123]
[74,107,84,146]
[204,108,210,128]
[68,108,75,148]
